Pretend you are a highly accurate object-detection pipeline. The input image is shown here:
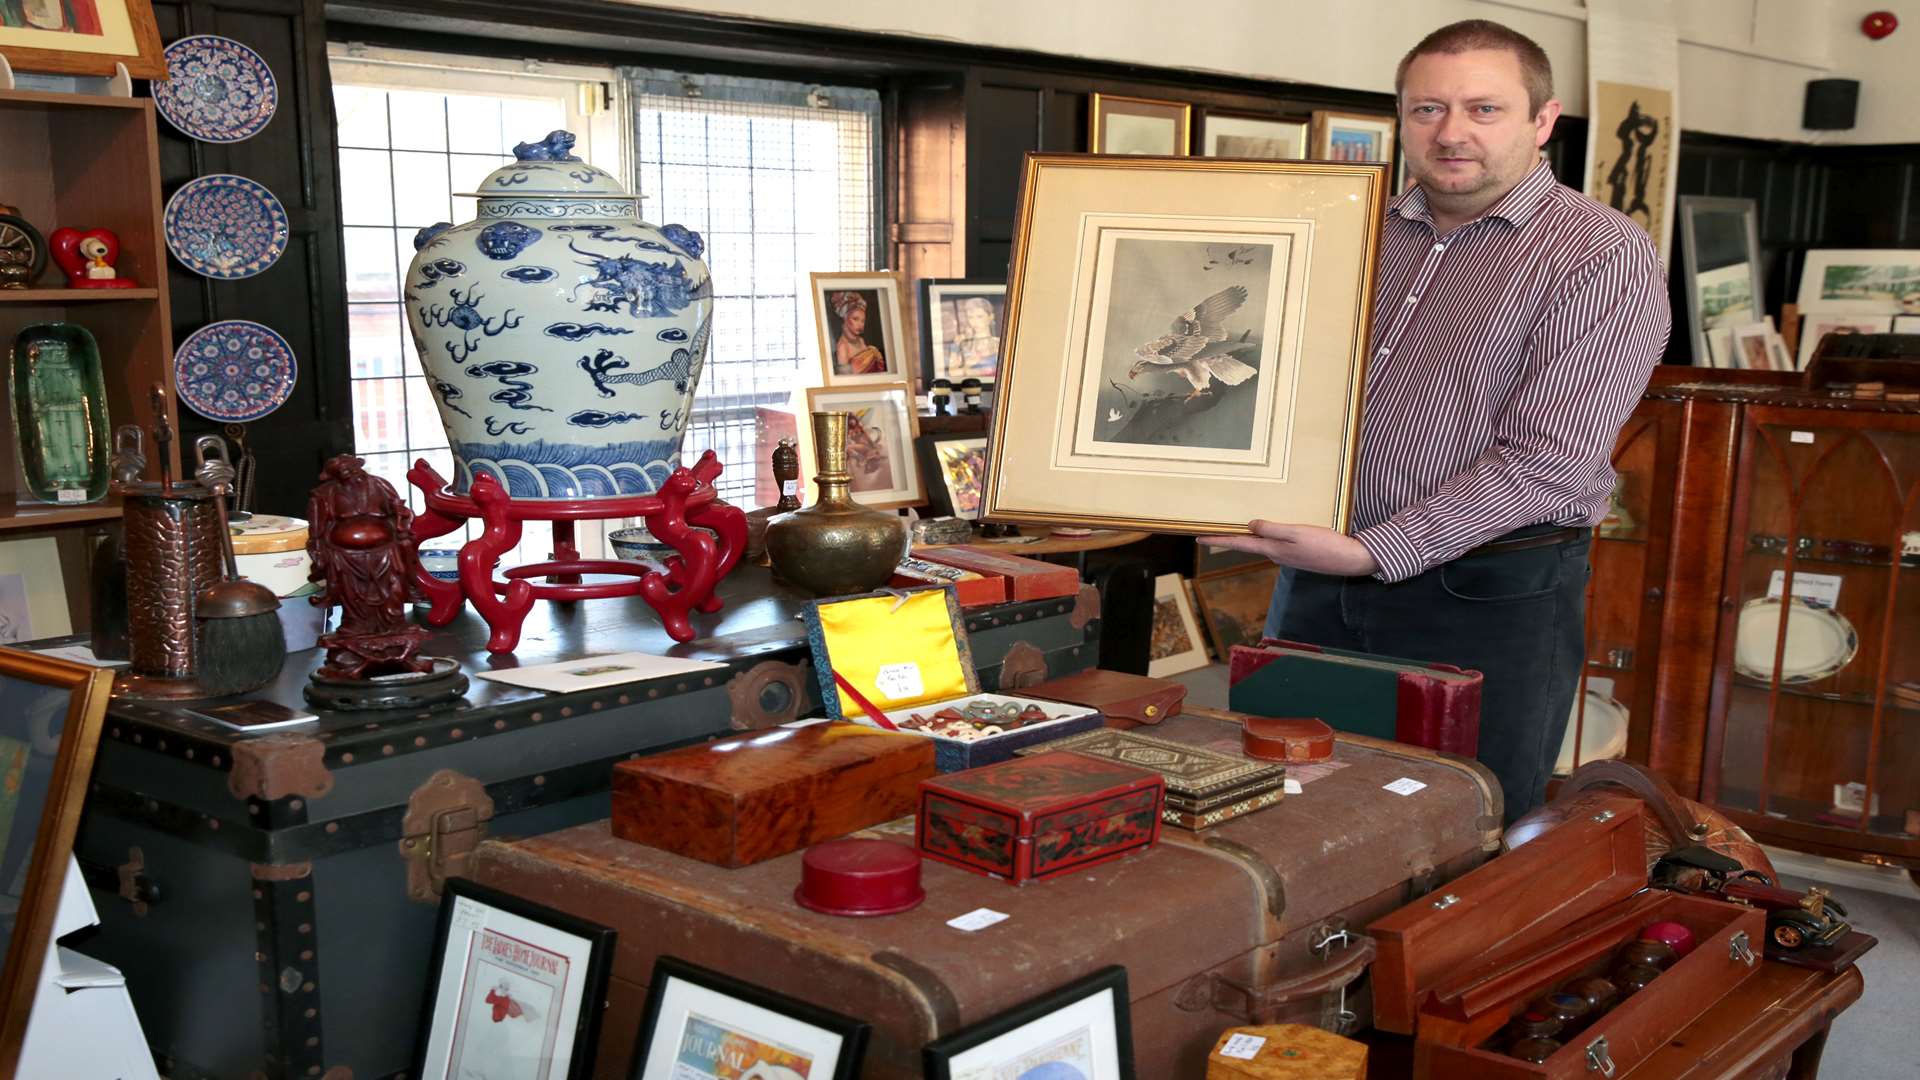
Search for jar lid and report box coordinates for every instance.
[463,130,631,198]
[793,838,924,917]
[229,514,308,555]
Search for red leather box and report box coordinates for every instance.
[916,750,1163,883]
[914,546,1081,601]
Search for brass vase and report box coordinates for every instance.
[765,412,908,596]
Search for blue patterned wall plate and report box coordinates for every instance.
[164,174,289,280]
[173,320,298,423]
[153,35,278,143]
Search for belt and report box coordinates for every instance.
[1461,525,1588,559]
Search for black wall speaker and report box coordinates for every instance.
[1804,78,1859,130]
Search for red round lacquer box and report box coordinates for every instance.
[794,838,926,917]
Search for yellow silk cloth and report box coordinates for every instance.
[818,591,970,717]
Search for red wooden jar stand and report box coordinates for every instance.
[406,450,747,652]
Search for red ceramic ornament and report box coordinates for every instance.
[1863,11,1898,39]
[48,227,138,289]
[793,838,925,917]
[1638,919,1697,957]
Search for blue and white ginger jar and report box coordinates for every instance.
[404,130,713,499]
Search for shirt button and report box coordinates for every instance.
[1378,347,1391,357]
[1404,294,1418,305]
[1433,243,1446,252]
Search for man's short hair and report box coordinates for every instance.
[1396,19,1554,115]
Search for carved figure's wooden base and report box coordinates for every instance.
[304,657,469,712]
[406,450,747,652]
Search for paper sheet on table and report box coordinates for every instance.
[473,651,727,693]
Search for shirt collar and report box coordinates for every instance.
[1389,158,1558,232]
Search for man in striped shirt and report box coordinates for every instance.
[1204,20,1668,823]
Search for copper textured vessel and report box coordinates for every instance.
[764,411,907,596]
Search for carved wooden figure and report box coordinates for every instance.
[307,454,432,680]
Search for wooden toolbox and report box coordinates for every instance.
[1367,796,1767,1078]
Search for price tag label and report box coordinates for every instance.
[55,489,86,503]
[1767,570,1841,608]
[781,479,800,497]
[1384,777,1427,797]
[875,662,923,701]
[1219,1033,1266,1060]
[1790,431,1815,445]
[946,908,1008,932]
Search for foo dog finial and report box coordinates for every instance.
[513,130,580,162]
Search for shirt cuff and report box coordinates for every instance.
[1353,520,1426,583]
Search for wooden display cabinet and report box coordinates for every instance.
[1591,364,1920,880]
[0,87,179,631]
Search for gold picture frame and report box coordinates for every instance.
[0,648,114,1076]
[1201,113,1307,160]
[0,0,166,80]
[1088,93,1191,156]
[1310,109,1397,164]
[810,270,915,387]
[984,154,1387,535]
[804,382,925,510]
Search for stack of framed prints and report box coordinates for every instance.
[1088,93,1191,156]
[984,154,1386,536]
[1678,196,1770,368]
[1793,249,1920,367]
[1149,573,1210,677]
[1200,113,1307,160]
[1310,109,1395,163]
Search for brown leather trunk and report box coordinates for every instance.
[470,710,1499,1079]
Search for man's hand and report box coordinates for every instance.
[1197,520,1379,577]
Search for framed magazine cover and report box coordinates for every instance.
[634,955,869,1080]
[923,966,1132,1080]
[413,878,615,1080]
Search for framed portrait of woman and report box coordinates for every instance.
[917,278,1006,388]
[804,382,924,509]
[810,271,914,387]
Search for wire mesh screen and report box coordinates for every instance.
[623,69,881,504]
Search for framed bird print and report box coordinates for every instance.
[986,154,1387,535]
[413,877,615,1080]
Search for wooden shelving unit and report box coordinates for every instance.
[0,86,179,632]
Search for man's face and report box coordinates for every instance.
[1399,48,1559,205]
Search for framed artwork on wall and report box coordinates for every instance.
[924,966,1132,1080]
[1678,196,1764,367]
[0,648,114,1077]
[635,955,869,1080]
[918,278,1005,388]
[917,433,988,520]
[0,0,165,79]
[1795,249,1920,316]
[1200,113,1307,160]
[805,382,924,509]
[1310,109,1395,163]
[810,271,913,387]
[412,877,615,1080]
[1088,92,1191,156]
[985,154,1387,535]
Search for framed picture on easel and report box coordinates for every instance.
[0,0,166,79]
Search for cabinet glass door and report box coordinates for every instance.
[1712,407,1920,847]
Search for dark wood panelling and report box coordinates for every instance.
[155,0,351,517]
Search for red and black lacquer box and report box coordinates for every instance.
[915,750,1164,883]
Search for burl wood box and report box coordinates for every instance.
[1206,1024,1367,1078]
[915,545,1082,600]
[1367,796,1767,1079]
[611,722,935,867]
[916,749,1163,883]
